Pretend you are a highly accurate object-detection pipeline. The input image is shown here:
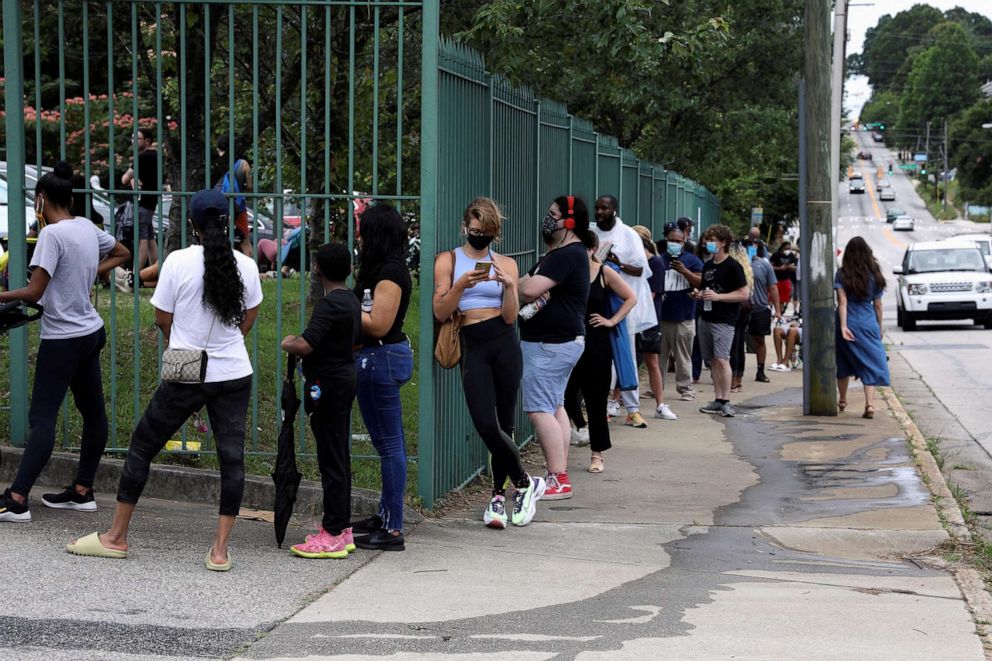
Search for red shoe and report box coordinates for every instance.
[543,472,573,500]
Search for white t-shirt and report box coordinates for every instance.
[30,217,116,340]
[150,246,264,383]
[591,216,656,333]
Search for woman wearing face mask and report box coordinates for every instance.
[518,196,594,501]
[0,162,130,523]
[771,242,798,316]
[433,198,542,529]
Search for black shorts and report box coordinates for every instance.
[747,307,772,336]
[136,206,154,240]
[635,326,662,354]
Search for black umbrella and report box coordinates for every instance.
[272,352,303,548]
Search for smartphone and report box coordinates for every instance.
[475,261,493,274]
[594,241,613,263]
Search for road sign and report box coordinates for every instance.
[751,207,764,227]
[899,163,918,171]
[913,153,928,163]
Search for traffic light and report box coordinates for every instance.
[879,124,885,131]
[921,167,927,175]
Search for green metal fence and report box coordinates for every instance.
[416,40,720,506]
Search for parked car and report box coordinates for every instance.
[879,187,896,202]
[871,131,884,143]
[894,240,992,330]
[849,179,866,194]
[0,174,36,243]
[886,207,905,223]
[893,215,915,232]
[857,151,873,160]
[876,178,891,192]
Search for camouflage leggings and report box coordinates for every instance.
[117,376,252,515]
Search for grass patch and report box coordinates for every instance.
[926,437,945,470]
[0,277,424,498]
[914,178,960,221]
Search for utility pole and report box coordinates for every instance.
[943,119,949,209]
[829,0,848,228]
[802,0,837,416]
[925,121,931,192]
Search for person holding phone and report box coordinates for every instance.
[433,198,544,528]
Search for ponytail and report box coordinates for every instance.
[200,219,246,327]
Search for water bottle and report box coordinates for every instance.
[702,288,713,312]
[361,288,373,313]
[519,293,550,320]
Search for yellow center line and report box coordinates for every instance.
[861,167,907,248]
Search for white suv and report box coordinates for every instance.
[894,240,992,330]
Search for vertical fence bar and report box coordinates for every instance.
[372,7,380,195]
[324,4,331,239]
[106,0,119,448]
[275,5,284,425]
[155,2,165,379]
[347,6,355,257]
[131,3,142,427]
[298,4,309,451]
[204,5,211,189]
[250,4,261,451]
[396,8,404,207]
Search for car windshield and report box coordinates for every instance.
[908,248,986,273]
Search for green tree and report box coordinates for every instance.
[858,89,899,130]
[860,4,943,93]
[949,99,992,206]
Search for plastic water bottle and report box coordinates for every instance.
[519,293,550,320]
[361,288,373,313]
[702,288,713,312]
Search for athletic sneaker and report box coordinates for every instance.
[699,400,722,414]
[483,495,508,529]
[342,527,356,552]
[543,472,573,500]
[606,399,621,418]
[511,476,546,526]
[349,514,384,535]
[114,267,132,294]
[625,412,648,428]
[679,389,696,402]
[570,427,590,447]
[41,486,97,511]
[720,402,737,417]
[0,489,31,523]
[291,526,349,559]
[655,404,678,420]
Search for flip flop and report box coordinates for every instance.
[66,532,127,559]
[205,549,232,572]
[588,456,605,473]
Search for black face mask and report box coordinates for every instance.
[541,214,560,241]
[466,233,495,250]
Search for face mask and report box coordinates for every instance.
[541,214,560,239]
[706,241,718,255]
[747,245,758,260]
[666,242,682,257]
[466,233,495,250]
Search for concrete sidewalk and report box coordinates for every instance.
[239,370,985,660]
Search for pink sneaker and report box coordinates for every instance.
[291,526,348,559]
[543,472,573,500]
[342,527,356,553]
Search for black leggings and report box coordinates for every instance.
[117,376,251,516]
[564,339,613,453]
[730,310,752,378]
[460,317,526,492]
[309,372,358,535]
[11,327,109,497]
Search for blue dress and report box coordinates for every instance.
[834,271,890,386]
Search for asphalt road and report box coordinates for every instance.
[839,131,992,528]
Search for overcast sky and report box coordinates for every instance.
[845,0,992,117]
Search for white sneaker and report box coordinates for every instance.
[606,399,621,417]
[114,267,132,294]
[655,403,678,420]
[570,427,590,446]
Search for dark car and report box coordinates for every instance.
[857,151,873,161]
[886,207,905,223]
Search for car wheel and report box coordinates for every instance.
[901,312,917,331]
[984,317,992,330]
[896,306,904,327]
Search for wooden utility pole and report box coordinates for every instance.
[943,119,949,208]
[802,0,837,416]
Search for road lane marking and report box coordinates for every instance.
[861,168,884,220]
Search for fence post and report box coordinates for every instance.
[4,0,29,445]
[418,0,441,508]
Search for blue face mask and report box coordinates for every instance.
[666,242,683,257]
[747,245,758,260]
[706,241,718,255]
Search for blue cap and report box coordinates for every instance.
[189,189,228,222]
[663,221,678,234]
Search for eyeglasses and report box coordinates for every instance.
[466,229,493,238]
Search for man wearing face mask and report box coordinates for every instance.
[770,241,798,315]
[659,223,704,401]
[743,239,780,383]
[693,225,750,418]
[590,195,654,429]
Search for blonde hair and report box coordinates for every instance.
[463,197,503,240]
[631,225,657,255]
[729,242,754,291]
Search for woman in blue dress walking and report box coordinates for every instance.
[835,237,889,418]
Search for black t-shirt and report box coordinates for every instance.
[770,250,798,283]
[134,149,159,211]
[520,242,590,343]
[301,288,362,379]
[700,256,747,325]
[355,258,412,348]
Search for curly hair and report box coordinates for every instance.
[729,242,754,291]
[840,236,886,300]
[197,214,246,327]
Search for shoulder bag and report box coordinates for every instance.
[433,250,464,369]
[161,313,217,384]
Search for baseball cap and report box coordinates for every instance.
[189,189,228,222]
[663,221,678,234]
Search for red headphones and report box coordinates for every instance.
[562,195,576,230]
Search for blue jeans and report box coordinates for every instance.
[356,341,414,532]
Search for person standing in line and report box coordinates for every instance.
[835,236,889,418]
[658,223,704,401]
[590,195,654,429]
[281,243,361,559]
[350,204,415,551]
[120,127,160,271]
[632,225,676,420]
[66,189,263,570]
[690,238,710,385]
[743,239,781,381]
[728,243,755,394]
[519,195,593,500]
[694,225,749,418]
[563,233,637,474]
[432,198,544,529]
[770,241,798,315]
[0,163,130,523]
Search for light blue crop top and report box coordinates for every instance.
[453,246,504,311]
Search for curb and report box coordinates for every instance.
[0,445,423,525]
